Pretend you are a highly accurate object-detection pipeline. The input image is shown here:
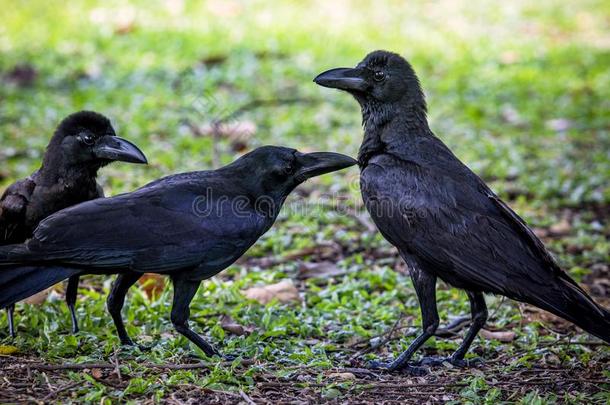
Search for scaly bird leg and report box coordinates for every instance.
[170,276,223,358]
[7,305,15,338]
[107,272,142,346]
[420,290,487,367]
[65,276,80,334]
[369,266,438,375]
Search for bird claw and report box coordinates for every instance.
[368,360,430,376]
[221,353,239,362]
[417,356,483,368]
[136,343,153,352]
[120,338,152,351]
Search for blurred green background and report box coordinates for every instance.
[0,1,609,403]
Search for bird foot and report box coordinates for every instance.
[120,338,152,352]
[221,353,239,362]
[416,356,483,368]
[368,360,429,376]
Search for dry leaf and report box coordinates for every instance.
[23,288,51,305]
[90,368,103,379]
[298,261,346,279]
[242,280,300,305]
[138,274,166,300]
[480,329,516,342]
[328,372,356,380]
[220,315,254,336]
[549,218,571,236]
[533,227,548,238]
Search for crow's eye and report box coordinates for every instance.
[78,133,95,146]
[283,165,295,175]
[373,71,385,82]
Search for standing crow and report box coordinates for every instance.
[0,146,356,356]
[0,111,147,337]
[315,50,610,372]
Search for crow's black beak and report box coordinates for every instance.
[93,136,148,164]
[295,152,357,182]
[314,67,367,92]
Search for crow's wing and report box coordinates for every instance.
[23,177,266,273]
[363,155,568,300]
[0,178,36,244]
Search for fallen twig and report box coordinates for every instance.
[113,347,122,384]
[26,363,115,371]
[239,390,257,405]
[41,381,81,401]
[16,358,256,372]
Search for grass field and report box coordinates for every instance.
[0,0,609,403]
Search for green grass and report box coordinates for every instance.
[0,0,609,403]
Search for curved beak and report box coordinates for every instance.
[93,136,148,164]
[295,152,357,182]
[314,67,367,92]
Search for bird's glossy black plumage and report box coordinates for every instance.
[315,50,610,373]
[0,110,147,336]
[0,146,356,356]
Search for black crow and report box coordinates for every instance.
[0,146,356,357]
[0,111,147,337]
[315,50,610,373]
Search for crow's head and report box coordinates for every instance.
[46,111,147,170]
[314,50,426,119]
[231,146,356,205]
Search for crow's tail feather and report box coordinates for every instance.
[0,265,81,308]
[529,278,610,344]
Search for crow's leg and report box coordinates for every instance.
[170,276,221,358]
[450,291,487,365]
[435,315,471,338]
[107,272,141,346]
[7,305,15,338]
[370,267,438,374]
[420,290,487,368]
[66,276,80,334]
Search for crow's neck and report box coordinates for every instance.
[38,150,101,190]
[227,165,291,220]
[358,99,429,167]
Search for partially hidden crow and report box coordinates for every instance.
[0,111,147,337]
[315,50,610,373]
[0,146,356,357]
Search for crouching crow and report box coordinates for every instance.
[0,111,147,337]
[0,146,356,357]
[315,50,609,373]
